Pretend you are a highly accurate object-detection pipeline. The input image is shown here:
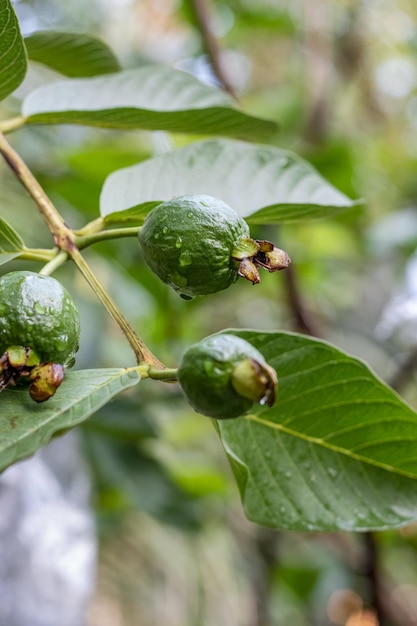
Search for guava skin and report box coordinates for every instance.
[178,334,269,419]
[0,271,80,366]
[138,195,250,298]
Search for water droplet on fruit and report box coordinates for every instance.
[34,302,46,314]
[179,252,192,267]
[284,471,292,479]
[175,237,183,248]
[162,226,168,234]
[187,212,193,218]
[154,233,159,240]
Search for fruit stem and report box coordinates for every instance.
[76,226,141,249]
[0,116,26,134]
[136,364,178,381]
[148,367,178,382]
[70,248,165,368]
[39,250,69,275]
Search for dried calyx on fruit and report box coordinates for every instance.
[0,271,80,402]
[178,333,278,419]
[138,194,290,299]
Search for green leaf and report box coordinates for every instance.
[0,368,140,472]
[24,31,120,77]
[0,216,25,265]
[22,66,277,140]
[100,139,361,223]
[216,330,417,531]
[0,0,27,101]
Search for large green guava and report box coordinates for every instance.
[138,195,250,299]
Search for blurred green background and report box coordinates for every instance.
[3,0,417,624]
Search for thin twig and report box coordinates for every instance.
[190,0,237,98]
[361,532,389,626]
[283,264,322,337]
[70,248,164,368]
[388,347,417,393]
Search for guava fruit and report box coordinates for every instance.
[0,271,80,401]
[0,271,80,365]
[138,194,291,299]
[138,195,250,299]
[178,333,278,419]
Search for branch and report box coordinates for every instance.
[0,132,71,247]
[0,132,165,369]
[283,264,322,337]
[388,347,417,393]
[361,532,389,626]
[70,248,164,368]
[190,0,237,98]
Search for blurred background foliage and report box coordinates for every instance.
[2,0,417,624]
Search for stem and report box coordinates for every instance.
[362,532,388,626]
[0,132,71,247]
[0,115,26,134]
[190,0,237,98]
[17,247,56,263]
[0,131,165,370]
[39,250,68,276]
[388,347,417,392]
[283,264,322,337]
[74,217,105,236]
[76,226,140,250]
[148,367,178,382]
[70,248,164,368]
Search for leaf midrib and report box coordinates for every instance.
[246,412,417,481]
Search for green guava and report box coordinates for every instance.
[0,271,80,366]
[138,195,250,299]
[178,333,277,419]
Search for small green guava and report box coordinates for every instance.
[178,334,278,419]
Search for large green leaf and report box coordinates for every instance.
[0,368,139,472]
[24,31,120,77]
[216,330,417,531]
[0,0,27,101]
[0,216,25,265]
[22,66,276,139]
[100,139,360,224]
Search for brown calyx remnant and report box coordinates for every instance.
[231,238,291,284]
[0,346,64,402]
